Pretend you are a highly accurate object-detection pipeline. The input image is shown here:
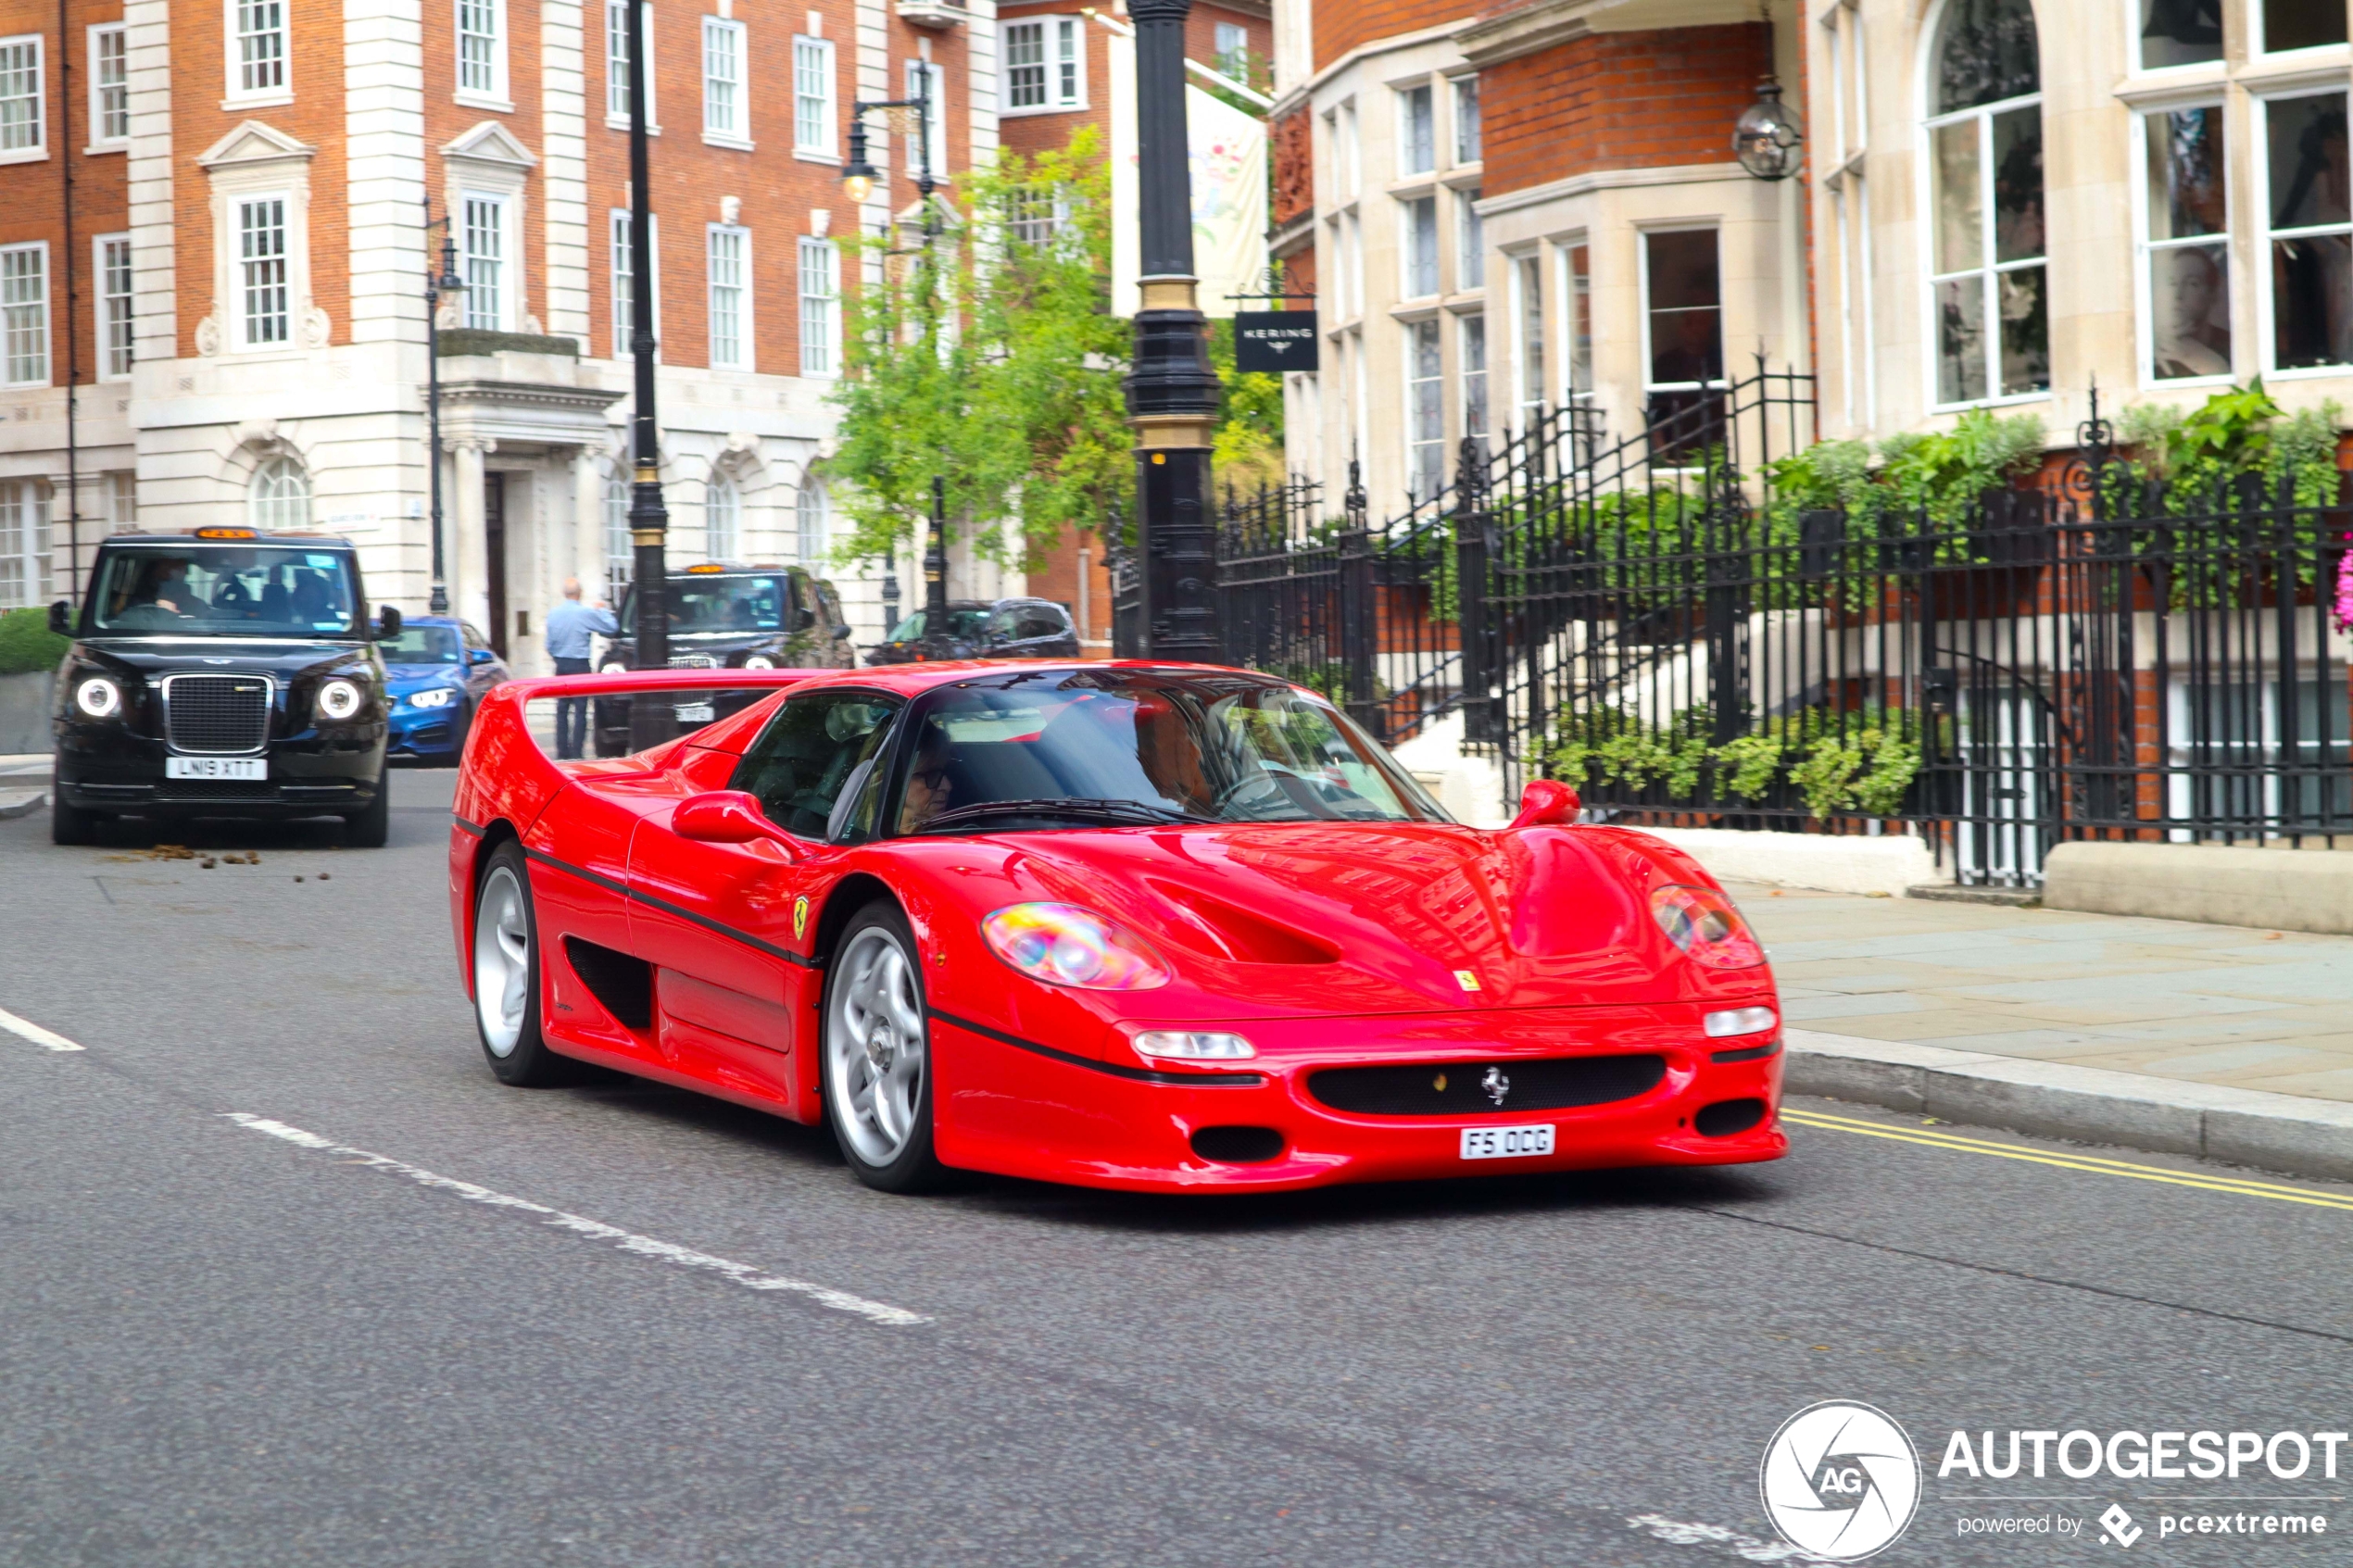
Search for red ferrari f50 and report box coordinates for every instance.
[449,662,1786,1193]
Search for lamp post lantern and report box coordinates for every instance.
[623,0,673,749]
[1125,0,1225,664]
[422,203,466,616]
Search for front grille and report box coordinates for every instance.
[668,654,720,669]
[1306,1055,1667,1117]
[164,675,271,754]
[158,778,277,800]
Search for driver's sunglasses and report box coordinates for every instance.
[911,766,950,789]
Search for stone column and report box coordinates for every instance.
[573,446,606,610]
[452,439,489,633]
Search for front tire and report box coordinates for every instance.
[823,901,950,1193]
[344,771,390,847]
[472,841,585,1085]
[50,794,104,846]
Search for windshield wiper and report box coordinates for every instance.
[916,797,1214,833]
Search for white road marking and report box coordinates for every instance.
[0,1006,86,1052]
[1628,1514,1834,1564]
[222,1113,930,1326]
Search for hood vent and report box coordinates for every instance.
[1148,882,1341,965]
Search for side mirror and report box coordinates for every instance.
[1508,778,1581,830]
[793,607,817,632]
[673,790,800,858]
[470,647,494,666]
[47,600,71,636]
[375,605,403,639]
[832,622,852,639]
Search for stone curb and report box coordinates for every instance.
[1782,1027,2353,1185]
[0,788,47,820]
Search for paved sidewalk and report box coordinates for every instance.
[1733,883,2353,1107]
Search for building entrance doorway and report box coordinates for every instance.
[484,472,508,658]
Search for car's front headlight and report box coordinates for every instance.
[1652,884,1767,970]
[73,675,121,719]
[1703,1006,1777,1038]
[408,686,458,709]
[981,903,1169,990]
[1133,1030,1254,1060]
[742,653,776,670]
[318,678,366,721]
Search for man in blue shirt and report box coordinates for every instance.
[545,578,619,759]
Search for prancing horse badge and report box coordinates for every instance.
[792,896,811,941]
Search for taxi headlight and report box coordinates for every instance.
[981,903,1169,991]
[73,675,121,719]
[318,678,366,721]
[742,653,777,670]
[600,659,628,674]
[1133,1030,1254,1060]
[1703,1006,1777,1038]
[408,686,458,709]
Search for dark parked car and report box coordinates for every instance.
[865,597,1079,664]
[47,526,398,846]
[592,563,852,755]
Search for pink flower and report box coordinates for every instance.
[2338,534,2353,633]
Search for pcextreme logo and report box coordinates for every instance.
[1760,1400,1923,1561]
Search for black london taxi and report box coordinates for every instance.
[46,527,402,847]
[590,561,853,755]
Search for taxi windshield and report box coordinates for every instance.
[623,575,791,635]
[89,545,360,637]
[894,671,1449,835]
[382,625,460,663]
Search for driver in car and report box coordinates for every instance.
[898,725,954,834]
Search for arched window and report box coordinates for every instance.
[603,473,631,602]
[248,455,311,531]
[1925,0,2045,405]
[705,473,740,562]
[796,479,828,566]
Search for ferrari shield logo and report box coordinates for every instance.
[1453,969,1480,992]
[792,896,810,941]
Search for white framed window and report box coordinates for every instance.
[1452,75,1480,164]
[1401,195,1438,297]
[90,24,129,146]
[1924,0,2045,407]
[707,224,748,369]
[1511,251,1543,428]
[610,208,661,357]
[461,194,510,331]
[794,35,837,155]
[1,243,46,385]
[1214,20,1248,81]
[798,235,838,376]
[1010,184,1070,245]
[2135,0,2223,69]
[796,479,828,564]
[1405,318,1443,500]
[704,473,739,561]
[104,470,134,531]
[96,233,132,379]
[702,17,747,144]
[606,1,656,125]
[2136,104,2232,382]
[457,0,507,102]
[603,474,631,600]
[2257,0,2347,55]
[234,199,289,348]
[230,0,288,100]
[905,60,946,178]
[1397,83,1434,176]
[0,480,47,609]
[1459,313,1488,441]
[248,455,309,531]
[2261,90,2353,370]
[1642,228,1724,395]
[1456,187,1482,291]
[1005,18,1083,112]
[0,35,44,161]
[1563,241,1592,400]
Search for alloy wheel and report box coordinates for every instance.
[826,926,927,1166]
[473,864,531,1058]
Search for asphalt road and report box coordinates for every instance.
[3,771,2348,1567]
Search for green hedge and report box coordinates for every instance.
[0,607,69,676]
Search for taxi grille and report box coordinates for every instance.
[164,675,271,754]
[1306,1055,1667,1117]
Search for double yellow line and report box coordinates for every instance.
[1781,1107,2353,1213]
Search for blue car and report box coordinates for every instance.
[381,615,508,764]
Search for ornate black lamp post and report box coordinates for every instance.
[422,203,466,615]
[1126,0,1225,663]
[841,74,952,658]
[623,0,672,748]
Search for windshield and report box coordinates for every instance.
[89,545,360,637]
[382,625,460,663]
[887,608,993,643]
[894,671,1448,834]
[623,575,793,635]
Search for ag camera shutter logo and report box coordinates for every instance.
[1759,1400,1922,1560]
